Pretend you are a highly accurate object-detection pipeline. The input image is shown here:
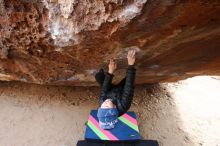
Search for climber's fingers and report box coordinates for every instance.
[109,59,114,64]
[127,50,136,58]
[131,50,136,58]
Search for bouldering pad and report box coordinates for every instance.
[85,110,141,141]
[77,140,159,146]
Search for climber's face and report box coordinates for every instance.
[101,99,115,109]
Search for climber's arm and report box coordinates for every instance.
[99,59,117,105]
[118,50,136,115]
[119,65,136,113]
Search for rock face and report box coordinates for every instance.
[0,0,220,86]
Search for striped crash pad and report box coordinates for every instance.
[85,110,141,141]
[77,140,159,146]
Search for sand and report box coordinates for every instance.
[0,76,219,146]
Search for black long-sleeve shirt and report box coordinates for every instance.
[99,65,136,116]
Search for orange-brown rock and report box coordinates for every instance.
[0,0,220,86]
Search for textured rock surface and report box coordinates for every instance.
[0,0,220,86]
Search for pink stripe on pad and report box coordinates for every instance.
[122,113,138,125]
[88,115,118,141]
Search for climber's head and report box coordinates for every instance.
[97,99,118,129]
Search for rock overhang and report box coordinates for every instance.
[0,0,219,86]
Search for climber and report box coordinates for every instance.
[95,50,136,130]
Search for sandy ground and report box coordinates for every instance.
[0,76,219,146]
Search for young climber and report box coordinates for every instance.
[95,50,136,130]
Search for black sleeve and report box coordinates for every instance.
[99,72,114,105]
[120,65,136,113]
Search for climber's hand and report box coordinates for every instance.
[127,50,136,65]
[108,59,117,74]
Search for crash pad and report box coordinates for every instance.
[77,140,159,146]
[85,110,141,141]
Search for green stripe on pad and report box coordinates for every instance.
[118,116,139,132]
[87,121,109,140]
